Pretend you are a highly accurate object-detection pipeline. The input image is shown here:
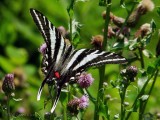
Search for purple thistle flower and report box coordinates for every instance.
[78,95,89,109]
[39,43,47,55]
[67,95,89,115]
[2,73,15,95]
[77,72,94,88]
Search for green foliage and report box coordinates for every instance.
[0,0,160,120]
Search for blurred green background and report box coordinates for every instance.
[0,0,160,119]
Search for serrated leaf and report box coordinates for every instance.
[129,39,138,50]
[112,41,129,50]
[138,76,148,89]
[142,49,154,58]
[98,100,108,119]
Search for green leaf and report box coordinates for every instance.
[147,65,156,75]
[157,7,160,17]
[151,20,156,32]
[72,32,80,47]
[98,100,108,119]
[112,41,129,50]
[0,56,15,72]
[155,56,160,68]
[142,49,155,58]
[129,39,138,50]
[60,90,68,107]
[6,46,28,65]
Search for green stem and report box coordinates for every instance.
[116,0,137,38]
[6,94,10,120]
[94,1,111,120]
[138,48,145,69]
[67,0,75,42]
[69,17,73,42]
[140,69,159,116]
[125,73,155,120]
[120,83,128,120]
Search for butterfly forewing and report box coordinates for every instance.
[30,9,67,73]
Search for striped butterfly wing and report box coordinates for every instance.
[61,49,127,81]
[30,8,67,75]
[30,8,127,113]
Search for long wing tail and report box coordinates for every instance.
[50,87,61,113]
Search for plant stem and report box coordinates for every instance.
[140,69,159,116]
[116,0,137,38]
[67,0,75,42]
[125,73,155,120]
[6,94,10,120]
[120,84,127,120]
[94,1,111,120]
[138,48,145,69]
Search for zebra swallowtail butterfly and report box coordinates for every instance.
[30,8,127,113]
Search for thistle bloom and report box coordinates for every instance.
[2,74,15,95]
[79,95,89,109]
[67,95,89,115]
[77,72,94,88]
[39,43,47,55]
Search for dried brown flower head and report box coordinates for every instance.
[91,35,103,49]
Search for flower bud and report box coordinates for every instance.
[135,23,151,38]
[58,26,67,37]
[67,95,89,115]
[39,43,47,55]
[126,66,138,82]
[127,0,154,27]
[2,74,15,95]
[67,98,80,115]
[91,35,103,49]
[110,13,125,27]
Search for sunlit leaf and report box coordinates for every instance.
[6,46,28,65]
[0,56,15,72]
[142,49,155,58]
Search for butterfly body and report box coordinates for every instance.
[30,8,127,113]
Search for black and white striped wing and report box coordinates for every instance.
[30,8,67,74]
[61,49,127,77]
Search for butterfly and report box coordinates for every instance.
[30,8,127,113]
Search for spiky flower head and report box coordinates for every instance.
[67,98,81,115]
[2,73,15,95]
[67,95,89,115]
[121,66,138,82]
[79,95,89,109]
[77,72,94,88]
